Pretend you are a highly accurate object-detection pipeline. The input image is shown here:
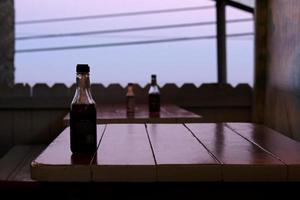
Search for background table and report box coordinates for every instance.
[31,123,300,182]
[63,104,202,125]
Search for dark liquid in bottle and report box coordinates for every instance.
[70,104,97,154]
[148,93,160,116]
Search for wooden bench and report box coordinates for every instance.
[31,123,300,182]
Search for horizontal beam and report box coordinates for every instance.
[225,0,254,13]
[212,0,254,13]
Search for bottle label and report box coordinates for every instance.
[70,104,97,153]
[149,94,160,113]
[75,120,95,145]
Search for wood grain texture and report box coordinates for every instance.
[227,122,300,181]
[261,0,300,141]
[92,124,155,182]
[253,0,268,124]
[0,110,13,157]
[0,145,32,180]
[7,145,46,181]
[146,124,221,181]
[186,123,286,181]
[31,126,105,182]
[29,123,300,182]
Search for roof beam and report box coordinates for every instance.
[224,0,254,13]
[212,0,254,13]
[216,0,227,84]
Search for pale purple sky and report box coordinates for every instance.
[15,0,254,87]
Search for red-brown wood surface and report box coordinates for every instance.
[185,123,286,181]
[160,105,203,123]
[92,124,156,182]
[146,124,221,181]
[63,104,202,124]
[30,123,300,182]
[226,122,300,181]
[31,126,105,182]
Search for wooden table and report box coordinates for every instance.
[63,104,202,125]
[31,123,300,182]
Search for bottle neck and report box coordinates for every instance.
[149,78,160,94]
[77,73,91,89]
[151,78,157,85]
[72,72,94,104]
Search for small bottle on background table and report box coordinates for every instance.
[148,74,160,117]
[126,83,135,116]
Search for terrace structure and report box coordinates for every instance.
[1,0,300,198]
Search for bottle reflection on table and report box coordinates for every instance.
[71,153,97,165]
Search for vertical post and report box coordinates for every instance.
[253,0,269,123]
[216,0,227,84]
[0,0,15,87]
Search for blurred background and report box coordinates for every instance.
[15,0,253,87]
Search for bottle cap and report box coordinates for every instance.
[76,64,90,73]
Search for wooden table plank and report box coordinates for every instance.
[63,104,202,125]
[226,122,300,181]
[31,123,298,182]
[0,146,33,180]
[92,124,156,182]
[31,126,105,182]
[186,123,286,182]
[8,145,46,181]
[146,124,221,181]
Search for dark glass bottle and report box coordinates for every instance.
[126,83,135,115]
[148,74,160,116]
[70,64,97,154]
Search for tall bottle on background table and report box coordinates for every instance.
[70,64,97,154]
[148,74,160,116]
[126,83,135,115]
